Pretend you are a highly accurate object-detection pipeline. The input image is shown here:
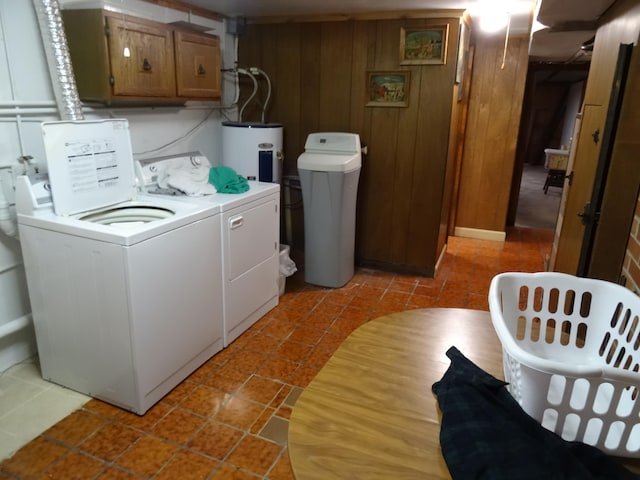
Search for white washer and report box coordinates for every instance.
[16,120,223,414]
[137,153,280,347]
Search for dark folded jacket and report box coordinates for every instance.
[432,347,639,480]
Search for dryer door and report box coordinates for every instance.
[225,197,278,281]
[222,194,279,346]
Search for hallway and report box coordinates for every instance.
[515,163,563,230]
[1,228,553,479]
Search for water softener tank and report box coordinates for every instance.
[297,132,362,288]
[222,122,283,182]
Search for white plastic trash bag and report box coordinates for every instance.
[279,244,296,296]
[280,244,297,277]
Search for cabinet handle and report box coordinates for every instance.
[230,216,244,229]
[197,64,206,75]
[142,58,152,72]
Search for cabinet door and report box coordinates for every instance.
[106,15,176,97]
[174,31,221,99]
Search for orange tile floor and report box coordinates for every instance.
[0,227,552,480]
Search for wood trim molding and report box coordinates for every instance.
[434,243,448,277]
[140,2,465,24]
[141,0,225,21]
[454,227,506,242]
[245,9,465,24]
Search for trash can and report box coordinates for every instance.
[279,244,297,295]
[297,132,362,288]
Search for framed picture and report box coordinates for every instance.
[400,25,449,65]
[366,71,410,107]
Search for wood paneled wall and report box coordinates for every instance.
[454,33,529,234]
[239,16,461,276]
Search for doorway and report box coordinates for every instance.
[515,164,562,229]
[509,63,589,231]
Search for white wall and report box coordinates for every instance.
[560,80,585,149]
[0,0,239,372]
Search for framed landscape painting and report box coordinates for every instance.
[400,25,449,65]
[366,71,410,107]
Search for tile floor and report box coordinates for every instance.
[0,227,552,479]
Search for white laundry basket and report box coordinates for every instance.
[488,272,640,457]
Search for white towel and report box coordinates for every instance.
[157,164,217,196]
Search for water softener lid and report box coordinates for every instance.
[303,132,361,154]
[297,152,361,173]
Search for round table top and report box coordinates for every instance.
[287,308,504,480]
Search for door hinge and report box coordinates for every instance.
[565,171,574,186]
[105,24,110,37]
[592,128,600,144]
[109,75,115,86]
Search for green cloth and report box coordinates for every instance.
[208,165,249,193]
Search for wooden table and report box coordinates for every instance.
[288,308,505,480]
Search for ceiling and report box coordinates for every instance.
[179,0,617,63]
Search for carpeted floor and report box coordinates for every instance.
[515,164,562,230]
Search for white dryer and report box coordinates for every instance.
[137,153,280,347]
[16,120,224,414]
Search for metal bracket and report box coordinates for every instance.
[565,170,574,186]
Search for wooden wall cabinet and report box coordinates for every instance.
[61,9,221,104]
[175,30,221,99]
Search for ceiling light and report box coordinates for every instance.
[475,0,511,33]
[581,36,595,52]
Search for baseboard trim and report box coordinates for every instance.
[454,227,506,242]
[435,243,447,275]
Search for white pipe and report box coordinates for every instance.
[0,117,53,123]
[0,107,59,115]
[0,180,18,238]
[251,67,272,123]
[233,35,240,107]
[0,7,18,103]
[15,115,27,159]
[0,204,17,238]
[237,68,258,122]
[0,260,21,275]
[0,101,56,107]
[0,314,33,339]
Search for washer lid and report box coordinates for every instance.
[42,119,136,216]
[297,152,361,172]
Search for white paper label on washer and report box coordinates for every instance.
[42,119,136,216]
[65,137,120,193]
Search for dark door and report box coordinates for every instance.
[577,43,634,277]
